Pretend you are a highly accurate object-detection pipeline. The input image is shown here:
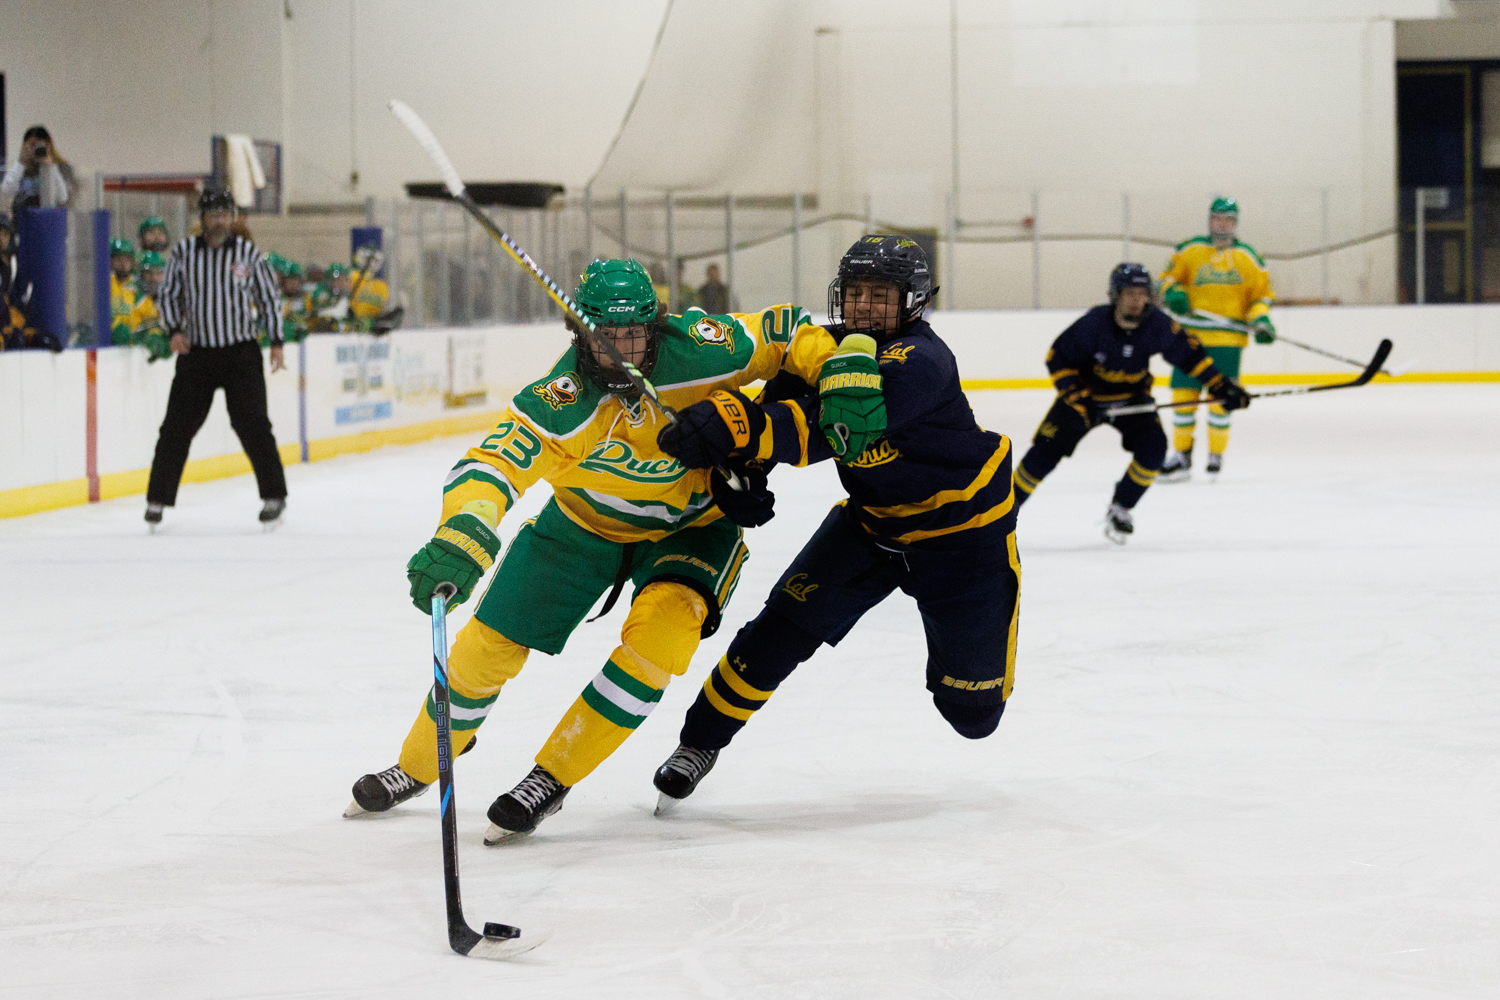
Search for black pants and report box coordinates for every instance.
[1014,398,1167,510]
[679,504,1021,750]
[146,340,287,505]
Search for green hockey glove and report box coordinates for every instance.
[1252,315,1276,344]
[1162,284,1190,316]
[140,329,172,363]
[818,333,886,465]
[406,501,502,614]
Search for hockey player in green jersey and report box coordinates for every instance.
[345,258,882,843]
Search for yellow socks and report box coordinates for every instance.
[1171,388,1199,453]
[536,583,706,787]
[1207,402,1231,456]
[398,618,529,784]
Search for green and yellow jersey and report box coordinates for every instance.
[1158,237,1274,347]
[110,273,138,345]
[440,305,835,544]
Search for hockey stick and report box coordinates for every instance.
[388,99,742,488]
[389,100,666,417]
[1170,308,1398,377]
[1103,338,1392,418]
[429,583,539,961]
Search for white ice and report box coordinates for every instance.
[3,385,1498,999]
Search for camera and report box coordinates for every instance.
[28,141,49,160]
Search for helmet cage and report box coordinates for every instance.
[570,317,663,397]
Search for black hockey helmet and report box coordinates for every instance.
[198,187,236,214]
[828,234,937,338]
[1108,262,1154,303]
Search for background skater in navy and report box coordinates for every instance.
[1011,263,1251,543]
[648,236,1022,811]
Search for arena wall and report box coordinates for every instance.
[3,303,1495,519]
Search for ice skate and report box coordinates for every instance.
[259,497,286,531]
[144,503,164,533]
[1205,453,1222,481]
[1158,450,1191,483]
[1104,503,1134,545]
[344,738,475,817]
[344,763,429,817]
[484,765,570,844]
[653,745,719,815]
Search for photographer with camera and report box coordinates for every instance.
[2,126,77,217]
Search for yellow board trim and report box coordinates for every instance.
[0,409,507,520]
[863,438,1011,519]
[959,372,1500,393]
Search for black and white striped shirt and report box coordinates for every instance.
[157,235,283,348]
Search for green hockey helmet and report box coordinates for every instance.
[570,258,663,395]
[1209,196,1239,218]
[138,215,167,236]
[110,238,135,257]
[139,250,166,271]
[326,262,349,279]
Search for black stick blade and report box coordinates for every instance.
[1352,339,1394,387]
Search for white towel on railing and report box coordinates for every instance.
[224,134,266,208]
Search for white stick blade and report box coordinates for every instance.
[466,930,550,961]
[388,99,466,199]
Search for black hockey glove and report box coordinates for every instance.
[1062,386,1102,427]
[657,389,766,469]
[1204,373,1252,412]
[710,461,775,528]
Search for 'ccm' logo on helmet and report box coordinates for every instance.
[607,305,636,313]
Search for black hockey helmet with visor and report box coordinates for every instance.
[828,234,937,342]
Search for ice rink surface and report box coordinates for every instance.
[3,384,1498,999]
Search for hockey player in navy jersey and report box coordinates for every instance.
[648,236,1022,810]
[1011,263,1251,543]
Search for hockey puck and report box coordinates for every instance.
[483,922,521,940]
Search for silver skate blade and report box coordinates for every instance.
[1103,526,1129,546]
[654,792,683,817]
[342,799,369,818]
[466,928,551,960]
[483,822,529,846]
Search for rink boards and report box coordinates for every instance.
[2,303,1497,518]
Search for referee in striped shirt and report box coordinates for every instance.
[145,188,288,527]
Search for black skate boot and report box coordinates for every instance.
[1205,453,1222,480]
[653,745,720,816]
[1104,503,1134,545]
[484,765,570,845]
[345,764,429,817]
[343,737,475,817]
[259,498,286,529]
[144,503,164,531]
[1158,450,1191,483]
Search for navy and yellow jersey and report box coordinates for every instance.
[439,305,829,544]
[751,320,1013,552]
[1046,306,1222,404]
